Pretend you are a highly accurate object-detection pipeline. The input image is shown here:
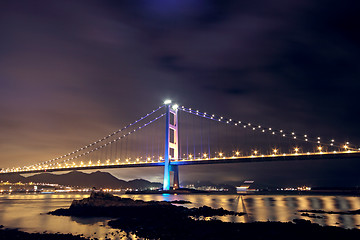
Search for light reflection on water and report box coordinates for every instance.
[124,194,360,229]
[0,194,131,240]
[0,193,359,239]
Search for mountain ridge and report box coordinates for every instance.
[0,171,162,189]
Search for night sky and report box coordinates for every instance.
[1,0,360,187]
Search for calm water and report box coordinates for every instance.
[0,193,360,239]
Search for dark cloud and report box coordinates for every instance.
[0,0,359,186]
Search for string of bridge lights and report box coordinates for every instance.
[25,106,164,169]
[19,113,166,171]
[3,103,359,174]
[180,106,356,151]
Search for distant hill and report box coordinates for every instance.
[0,171,162,190]
[0,173,26,183]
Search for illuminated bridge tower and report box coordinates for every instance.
[163,100,179,191]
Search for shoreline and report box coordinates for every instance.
[3,219,360,240]
[0,226,87,240]
[1,190,359,197]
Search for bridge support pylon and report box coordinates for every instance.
[163,101,179,190]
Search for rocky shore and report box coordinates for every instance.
[48,192,360,240]
[109,218,360,240]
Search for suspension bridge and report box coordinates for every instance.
[1,100,359,190]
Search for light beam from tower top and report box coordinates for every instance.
[164,99,172,105]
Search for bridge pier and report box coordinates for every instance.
[163,101,179,190]
[171,165,179,189]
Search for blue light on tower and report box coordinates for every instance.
[163,100,171,190]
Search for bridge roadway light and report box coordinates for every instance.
[318,146,322,152]
[164,99,172,105]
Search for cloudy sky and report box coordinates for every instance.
[1,0,359,186]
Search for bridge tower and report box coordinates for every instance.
[163,100,179,190]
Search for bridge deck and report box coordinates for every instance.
[1,151,359,175]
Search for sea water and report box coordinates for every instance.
[0,193,359,239]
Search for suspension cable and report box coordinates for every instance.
[23,113,165,170]
[25,106,164,169]
[180,106,355,150]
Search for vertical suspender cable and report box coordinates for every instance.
[178,110,181,160]
[208,117,211,158]
[192,113,196,158]
[200,116,203,157]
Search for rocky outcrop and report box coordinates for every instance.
[70,191,169,208]
[49,191,243,218]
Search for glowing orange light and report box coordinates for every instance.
[294,147,299,154]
